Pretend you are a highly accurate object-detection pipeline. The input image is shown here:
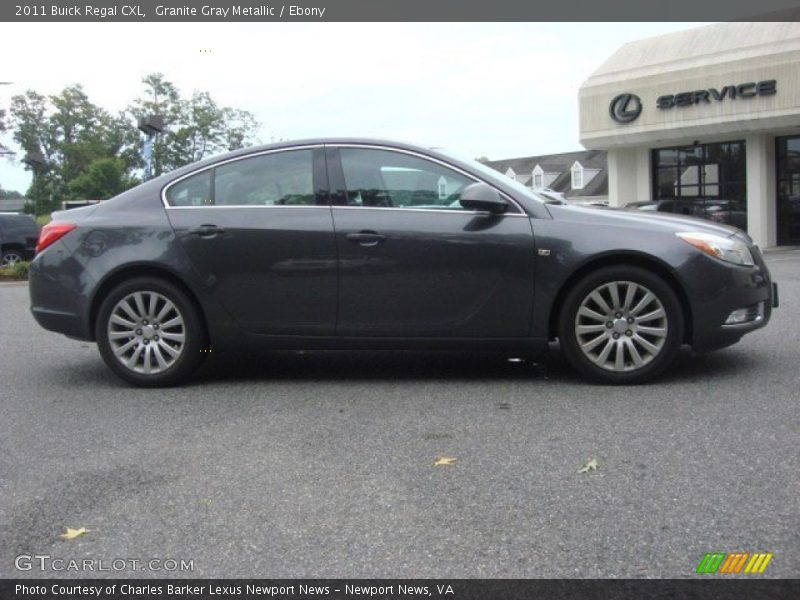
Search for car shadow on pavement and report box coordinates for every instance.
[187,343,761,386]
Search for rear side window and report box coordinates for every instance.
[214,150,315,206]
[165,171,212,207]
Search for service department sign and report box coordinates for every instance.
[609,93,642,124]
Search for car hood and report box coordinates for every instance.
[546,203,748,241]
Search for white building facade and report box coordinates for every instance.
[579,22,800,248]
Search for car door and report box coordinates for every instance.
[328,145,536,338]
[164,146,338,335]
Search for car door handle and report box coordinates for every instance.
[346,231,386,247]
[188,224,225,237]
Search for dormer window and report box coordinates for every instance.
[532,165,544,189]
[571,161,584,190]
[505,168,516,181]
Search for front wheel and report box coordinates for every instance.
[558,266,684,384]
[95,277,207,387]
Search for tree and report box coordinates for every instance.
[0,188,24,199]
[67,157,138,200]
[10,85,140,213]
[9,76,261,213]
[126,73,260,176]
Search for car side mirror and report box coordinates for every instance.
[459,183,508,214]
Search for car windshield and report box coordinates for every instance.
[437,149,559,205]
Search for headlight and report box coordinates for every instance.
[676,232,754,266]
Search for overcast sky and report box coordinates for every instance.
[0,22,706,193]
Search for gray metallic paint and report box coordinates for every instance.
[29,139,774,357]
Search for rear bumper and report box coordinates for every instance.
[28,240,95,341]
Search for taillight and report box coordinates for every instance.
[36,222,77,254]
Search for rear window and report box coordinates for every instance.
[165,171,213,207]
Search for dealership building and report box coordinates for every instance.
[579,21,800,248]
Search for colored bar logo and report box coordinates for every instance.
[696,552,773,574]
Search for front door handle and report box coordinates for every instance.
[188,224,225,238]
[346,231,386,247]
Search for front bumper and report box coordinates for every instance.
[688,247,776,352]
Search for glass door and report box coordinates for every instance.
[776,136,800,245]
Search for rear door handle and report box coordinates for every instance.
[188,224,225,237]
[346,231,386,247]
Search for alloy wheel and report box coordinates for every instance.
[1,252,23,268]
[107,291,186,374]
[574,281,668,372]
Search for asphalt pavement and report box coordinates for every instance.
[1,251,798,578]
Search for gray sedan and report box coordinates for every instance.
[28,139,776,386]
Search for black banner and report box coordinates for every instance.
[2,0,800,22]
[1,580,799,600]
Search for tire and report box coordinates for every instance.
[95,277,207,387]
[1,249,24,268]
[557,265,684,384]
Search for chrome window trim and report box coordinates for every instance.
[160,145,322,209]
[331,205,529,217]
[160,142,528,216]
[331,143,526,215]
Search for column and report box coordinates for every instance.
[745,134,777,248]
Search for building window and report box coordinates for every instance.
[651,141,746,230]
[532,165,544,189]
[776,135,800,245]
[571,162,584,190]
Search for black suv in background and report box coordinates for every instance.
[0,213,39,267]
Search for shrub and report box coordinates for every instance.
[0,261,30,280]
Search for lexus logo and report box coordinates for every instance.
[609,93,642,124]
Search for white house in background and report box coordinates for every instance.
[487,150,609,204]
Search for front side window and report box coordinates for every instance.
[214,149,315,206]
[338,148,475,210]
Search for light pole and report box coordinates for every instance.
[23,151,46,216]
[0,82,13,158]
[137,115,165,181]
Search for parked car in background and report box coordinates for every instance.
[28,139,776,387]
[703,200,747,230]
[0,213,39,267]
[625,199,702,217]
[625,199,747,231]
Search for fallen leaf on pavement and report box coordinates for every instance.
[578,458,599,473]
[59,527,90,540]
[434,457,457,466]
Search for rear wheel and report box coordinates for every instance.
[1,249,24,268]
[96,277,207,387]
[558,266,684,384]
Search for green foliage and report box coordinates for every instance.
[0,188,24,199]
[9,74,261,213]
[35,214,50,227]
[67,157,139,200]
[126,73,260,176]
[9,85,138,214]
[0,261,30,280]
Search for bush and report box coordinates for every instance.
[0,261,30,280]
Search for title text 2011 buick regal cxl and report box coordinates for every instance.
[28,139,777,386]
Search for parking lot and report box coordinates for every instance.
[1,250,798,579]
